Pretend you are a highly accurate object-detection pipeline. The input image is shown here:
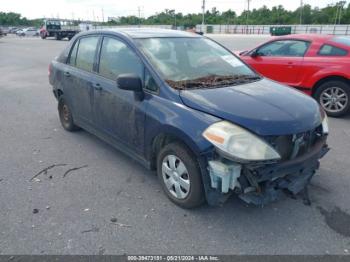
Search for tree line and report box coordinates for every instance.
[1,1,350,28]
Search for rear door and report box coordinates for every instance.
[92,36,146,153]
[245,40,310,86]
[63,35,100,125]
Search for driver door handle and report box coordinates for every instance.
[92,83,102,91]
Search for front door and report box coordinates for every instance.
[245,40,310,86]
[92,36,146,153]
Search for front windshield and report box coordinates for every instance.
[136,37,260,90]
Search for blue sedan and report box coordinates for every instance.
[49,29,329,208]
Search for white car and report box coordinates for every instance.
[16,28,39,37]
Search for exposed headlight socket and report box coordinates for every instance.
[208,160,241,193]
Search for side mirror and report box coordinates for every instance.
[117,74,143,92]
[239,50,248,56]
[250,50,259,58]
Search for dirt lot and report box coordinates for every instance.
[0,34,350,255]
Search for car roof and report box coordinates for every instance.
[83,28,201,39]
[274,34,334,41]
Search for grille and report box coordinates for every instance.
[264,125,323,161]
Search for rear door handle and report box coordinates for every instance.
[64,71,71,77]
[93,83,102,91]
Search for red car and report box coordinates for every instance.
[239,34,350,117]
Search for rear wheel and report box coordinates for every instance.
[157,142,205,208]
[314,80,350,117]
[58,97,80,131]
[55,33,61,40]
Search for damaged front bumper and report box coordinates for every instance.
[204,137,329,206]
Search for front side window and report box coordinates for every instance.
[98,37,143,80]
[145,70,159,92]
[136,37,258,89]
[257,40,310,57]
[318,44,348,56]
[75,36,99,72]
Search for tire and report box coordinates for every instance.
[157,142,205,208]
[58,96,80,132]
[314,80,350,117]
[55,34,61,41]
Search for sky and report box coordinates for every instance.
[1,0,346,21]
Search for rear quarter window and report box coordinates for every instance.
[318,44,348,56]
[68,40,79,66]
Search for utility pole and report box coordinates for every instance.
[202,0,205,32]
[335,2,344,25]
[334,3,340,25]
[299,0,303,25]
[138,6,141,28]
[246,0,251,26]
[101,8,105,23]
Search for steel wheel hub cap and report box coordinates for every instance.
[162,155,190,199]
[320,87,348,113]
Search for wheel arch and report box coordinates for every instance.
[53,88,64,99]
[312,75,350,97]
[148,128,207,170]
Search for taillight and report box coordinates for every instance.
[48,64,52,77]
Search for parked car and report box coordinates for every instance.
[0,27,8,36]
[49,29,329,208]
[9,27,19,34]
[238,34,350,117]
[16,28,39,37]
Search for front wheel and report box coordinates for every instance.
[314,80,350,117]
[157,142,205,208]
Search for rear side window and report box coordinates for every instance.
[75,36,99,72]
[98,37,143,80]
[318,44,348,56]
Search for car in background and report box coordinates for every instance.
[16,28,39,37]
[239,34,350,117]
[0,27,8,36]
[49,29,329,208]
[9,27,20,34]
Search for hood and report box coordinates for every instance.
[179,78,321,136]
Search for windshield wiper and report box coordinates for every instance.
[166,74,261,90]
